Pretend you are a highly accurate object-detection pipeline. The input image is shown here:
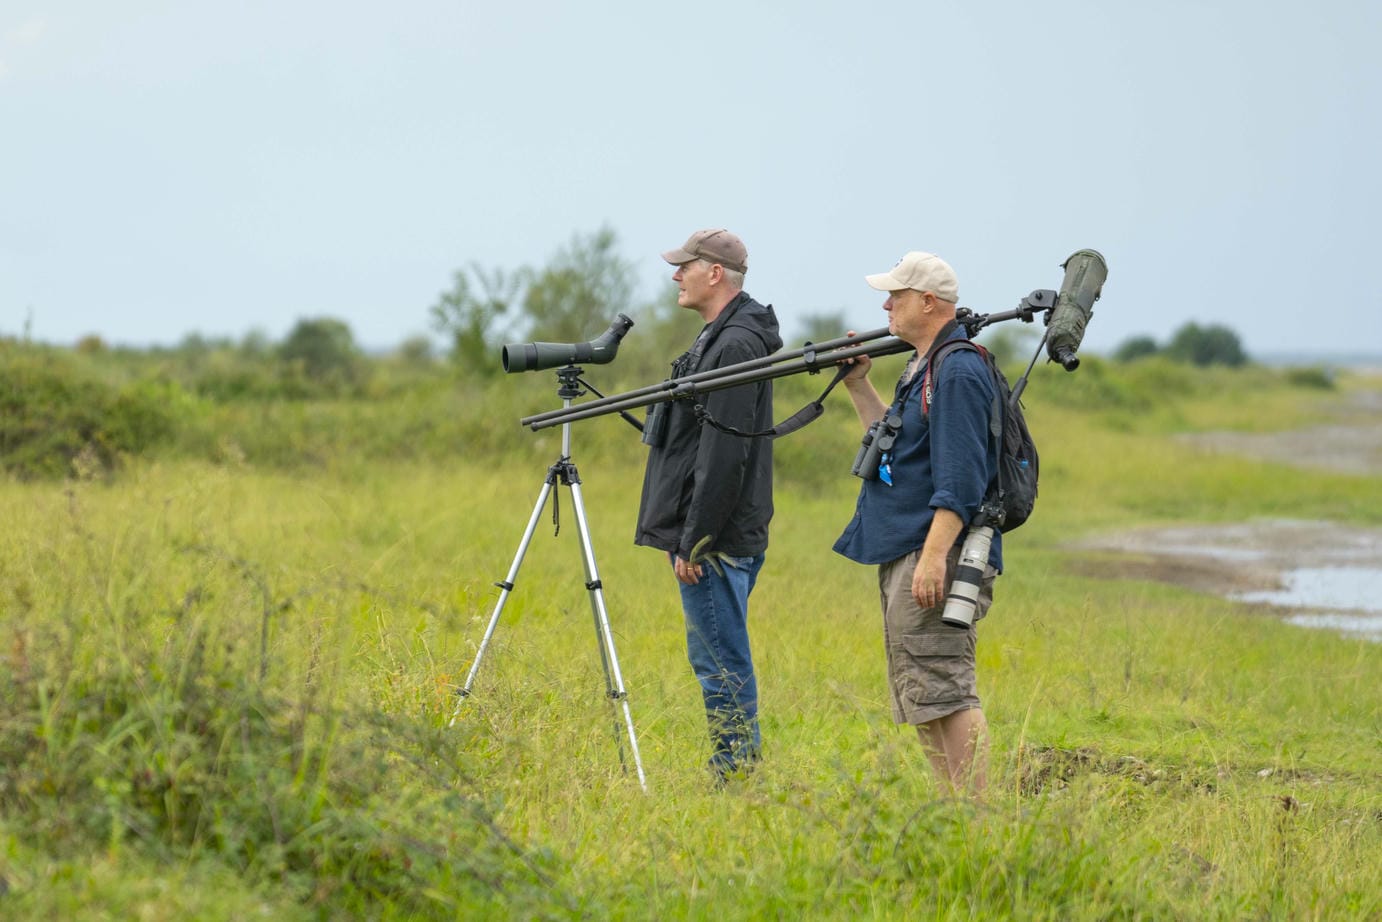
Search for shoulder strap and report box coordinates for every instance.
[923,339,1005,490]
[922,339,984,415]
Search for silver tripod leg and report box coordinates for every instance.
[450,451,647,791]
[566,478,647,790]
[450,478,555,717]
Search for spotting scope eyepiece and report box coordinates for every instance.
[502,313,635,373]
[1046,249,1108,372]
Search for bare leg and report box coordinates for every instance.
[918,707,989,795]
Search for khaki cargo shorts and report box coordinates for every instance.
[878,545,996,725]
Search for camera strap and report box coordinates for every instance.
[886,319,958,416]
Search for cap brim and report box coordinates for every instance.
[662,247,696,266]
[864,271,907,291]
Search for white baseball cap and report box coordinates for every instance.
[864,251,959,301]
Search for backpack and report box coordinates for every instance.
[923,341,1039,533]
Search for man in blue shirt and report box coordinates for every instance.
[834,251,1001,795]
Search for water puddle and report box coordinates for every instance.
[1232,566,1382,610]
[1231,566,1382,642]
[1282,613,1382,642]
[1073,519,1382,643]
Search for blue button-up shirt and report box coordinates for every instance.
[833,328,1003,570]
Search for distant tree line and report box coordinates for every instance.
[4,228,1282,480]
[1112,322,1248,367]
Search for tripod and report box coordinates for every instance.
[452,365,647,791]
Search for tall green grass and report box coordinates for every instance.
[0,362,1378,918]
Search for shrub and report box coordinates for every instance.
[1284,366,1336,390]
[1113,334,1161,363]
[0,566,563,916]
[1164,322,1248,367]
[0,344,187,478]
[277,317,368,396]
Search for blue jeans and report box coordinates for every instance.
[679,552,765,775]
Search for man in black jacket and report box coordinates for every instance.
[635,228,782,781]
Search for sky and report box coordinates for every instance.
[2,1,1380,360]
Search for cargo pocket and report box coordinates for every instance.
[894,629,977,712]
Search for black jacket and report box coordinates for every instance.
[634,292,782,558]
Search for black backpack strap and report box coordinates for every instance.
[922,340,981,415]
[924,341,1001,436]
[923,338,1005,493]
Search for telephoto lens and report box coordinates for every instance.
[940,525,994,628]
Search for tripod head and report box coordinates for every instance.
[554,365,585,401]
[953,288,1057,338]
[548,365,646,434]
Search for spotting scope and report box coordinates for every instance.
[1046,249,1107,371]
[502,313,635,373]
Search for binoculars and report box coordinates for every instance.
[851,412,902,482]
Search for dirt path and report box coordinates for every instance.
[1176,389,1382,475]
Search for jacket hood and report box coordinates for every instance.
[715,292,783,354]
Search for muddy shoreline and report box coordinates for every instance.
[1068,388,1382,640]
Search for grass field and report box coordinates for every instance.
[1,359,1379,919]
